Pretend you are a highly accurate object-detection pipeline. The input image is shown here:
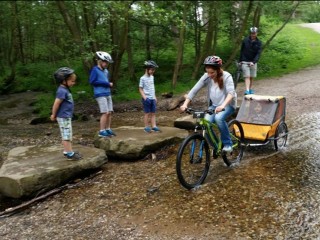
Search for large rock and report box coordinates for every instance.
[94,126,188,160]
[174,115,196,130]
[0,145,107,198]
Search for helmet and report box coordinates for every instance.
[144,60,159,69]
[250,27,258,33]
[54,67,75,83]
[95,51,113,63]
[203,56,222,67]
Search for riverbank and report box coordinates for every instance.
[1,63,320,239]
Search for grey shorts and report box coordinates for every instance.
[57,117,72,141]
[241,62,257,78]
[96,96,113,113]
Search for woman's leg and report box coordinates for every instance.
[214,105,235,146]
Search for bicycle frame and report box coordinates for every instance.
[195,117,223,156]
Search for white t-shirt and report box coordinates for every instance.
[139,74,155,99]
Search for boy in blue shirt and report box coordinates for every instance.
[89,51,116,137]
[50,67,82,160]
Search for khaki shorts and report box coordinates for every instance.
[241,62,257,78]
[96,96,113,113]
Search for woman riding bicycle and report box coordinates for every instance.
[180,55,237,152]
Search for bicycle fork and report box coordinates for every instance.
[190,138,204,164]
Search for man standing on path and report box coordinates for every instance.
[239,26,262,95]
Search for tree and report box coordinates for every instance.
[56,1,91,71]
[191,1,217,80]
[172,2,188,88]
[262,2,300,52]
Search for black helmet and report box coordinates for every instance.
[250,27,258,33]
[144,60,159,69]
[203,56,222,67]
[54,67,75,83]
[95,51,113,63]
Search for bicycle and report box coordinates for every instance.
[233,61,251,89]
[176,108,245,190]
[233,61,242,89]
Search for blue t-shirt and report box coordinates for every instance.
[89,66,111,98]
[56,86,74,118]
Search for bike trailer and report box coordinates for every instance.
[235,95,286,142]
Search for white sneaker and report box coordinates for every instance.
[222,145,233,152]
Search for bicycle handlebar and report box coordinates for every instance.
[185,107,225,115]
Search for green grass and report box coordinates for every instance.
[257,24,320,79]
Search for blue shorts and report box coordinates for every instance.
[57,117,72,141]
[142,98,156,113]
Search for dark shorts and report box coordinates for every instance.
[142,98,156,113]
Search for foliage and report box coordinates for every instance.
[258,24,320,79]
[298,1,320,23]
[1,1,320,115]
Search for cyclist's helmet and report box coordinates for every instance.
[203,56,222,67]
[95,51,114,63]
[144,60,159,69]
[250,27,258,33]
[54,67,75,84]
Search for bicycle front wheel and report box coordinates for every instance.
[222,119,245,166]
[176,133,210,190]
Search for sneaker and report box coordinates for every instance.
[98,130,110,137]
[152,127,161,132]
[144,127,152,133]
[249,89,255,94]
[244,90,251,95]
[66,152,82,160]
[222,145,233,152]
[106,129,116,136]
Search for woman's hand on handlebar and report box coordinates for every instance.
[180,105,188,113]
[215,106,225,113]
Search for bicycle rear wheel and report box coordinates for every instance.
[233,62,242,89]
[222,119,245,166]
[176,133,210,189]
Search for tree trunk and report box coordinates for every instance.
[56,1,91,72]
[191,1,216,80]
[253,4,262,28]
[223,0,254,70]
[108,3,130,87]
[127,20,136,83]
[172,3,188,89]
[193,1,201,61]
[82,1,97,53]
[262,2,300,53]
[4,1,19,93]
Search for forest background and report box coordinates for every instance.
[1,1,320,117]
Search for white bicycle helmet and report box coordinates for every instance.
[144,60,159,68]
[250,27,258,33]
[95,51,114,63]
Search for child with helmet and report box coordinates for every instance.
[89,51,116,137]
[50,67,82,160]
[139,60,161,133]
[180,56,237,152]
